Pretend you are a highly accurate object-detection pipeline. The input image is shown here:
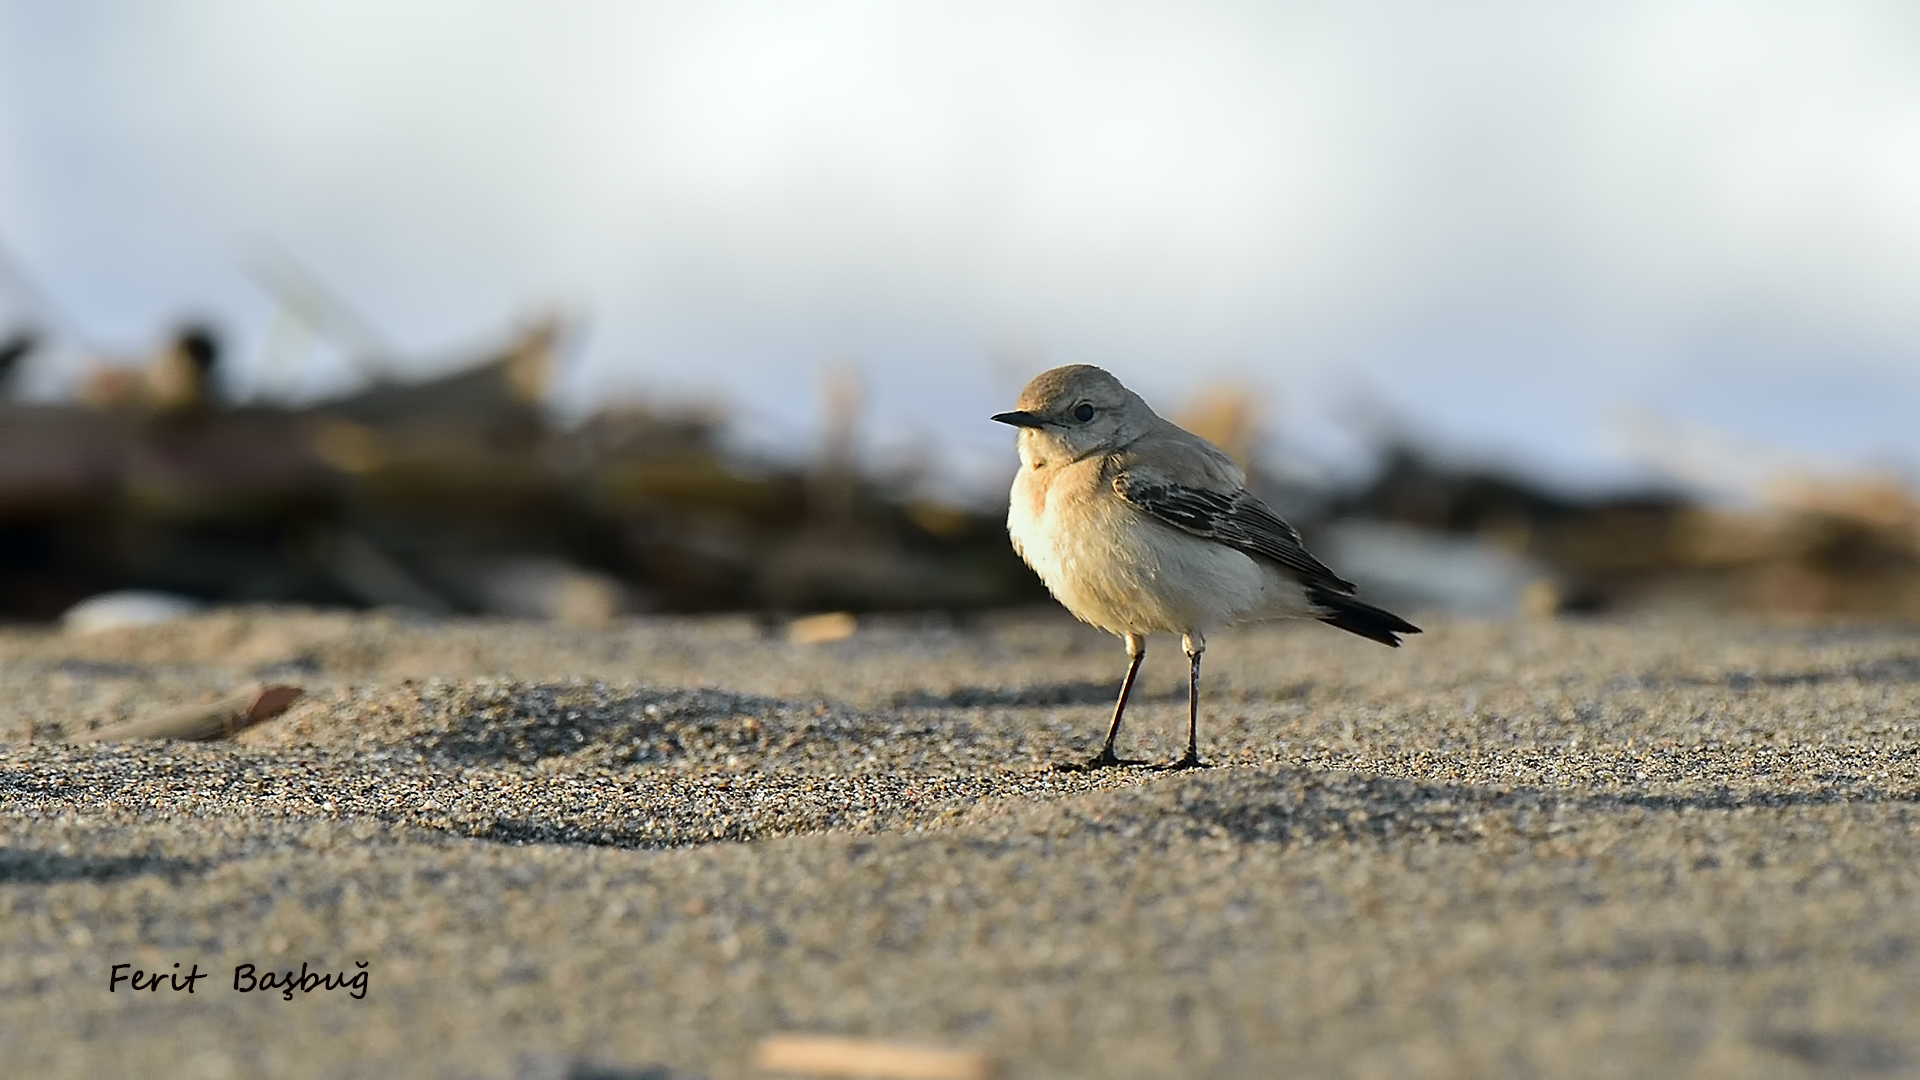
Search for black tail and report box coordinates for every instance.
[1306,585,1422,647]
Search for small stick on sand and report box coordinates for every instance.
[76,684,303,743]
[754,1034,993,1079]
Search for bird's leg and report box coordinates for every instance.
[1095,634,1149,764]
[1056,633,1148,771]
[1158,632,1207,770]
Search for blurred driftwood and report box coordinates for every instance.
[1,321,1042,620]
[77,684,303,743]
[1333,441,1920,617]
[753,1033,993,1079]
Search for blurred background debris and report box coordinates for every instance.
[0,317,1043,622]
[6,320,1918,623]
[0,330,33,399]
[60,589,203,635]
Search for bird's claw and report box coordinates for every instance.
[1153,751,1208,771]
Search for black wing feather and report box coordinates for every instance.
[1112,470,1355,592]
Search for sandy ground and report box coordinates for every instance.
[2,607,1919,1079]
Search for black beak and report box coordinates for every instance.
[991,410,1047,429]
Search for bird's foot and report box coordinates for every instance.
[1052,748,1148,772]
[1153,751,1208,771]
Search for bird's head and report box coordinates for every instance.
[991,364,1157,463]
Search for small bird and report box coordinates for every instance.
[994,364,1419,770]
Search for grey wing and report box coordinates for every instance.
[1113,469,1355,592]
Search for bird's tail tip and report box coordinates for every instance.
[1306,585,1422,647]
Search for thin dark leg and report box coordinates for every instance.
[1157,638,1206,770]
[1055,634,1148,771]
[1095,642,1147,761]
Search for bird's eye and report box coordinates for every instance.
[1073,403,1096,422]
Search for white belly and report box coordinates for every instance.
[1007,465,1313,636]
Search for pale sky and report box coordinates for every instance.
[4,2,1920,500]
